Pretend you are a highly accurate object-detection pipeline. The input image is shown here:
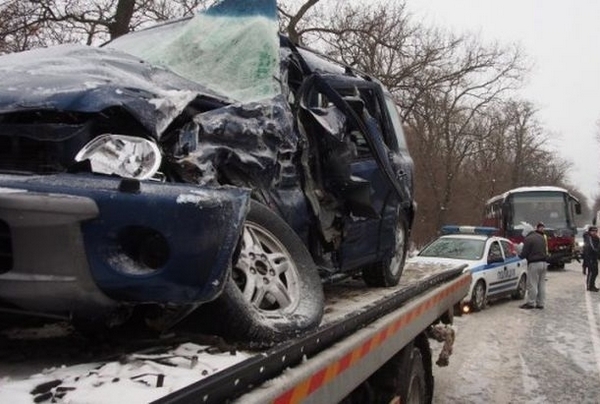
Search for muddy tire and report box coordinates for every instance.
[197,201,324,343]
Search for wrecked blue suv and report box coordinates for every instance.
[0,1,414,342]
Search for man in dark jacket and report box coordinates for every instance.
[519,222,549,309]
[582,228,590,274]
[583,226,599,292]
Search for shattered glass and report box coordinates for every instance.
[107,7,280,103]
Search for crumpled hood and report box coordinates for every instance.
[0,44,228,137]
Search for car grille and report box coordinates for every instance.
[0,220,12,273]
[0,136,68,174]
[0,112,92,174]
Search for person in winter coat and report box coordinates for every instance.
[519,222,549,309]
[582,226,599,292]
[582,227,590,275]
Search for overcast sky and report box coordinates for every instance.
[406,0,600,203]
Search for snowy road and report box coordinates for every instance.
[432,262,600,403]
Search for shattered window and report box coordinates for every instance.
[106,12,280,103]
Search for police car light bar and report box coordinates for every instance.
[441,225,498,236]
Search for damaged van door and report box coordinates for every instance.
[296,73,414,284]
[297,74,412,218]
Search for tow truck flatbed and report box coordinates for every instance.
[0,264,470,404]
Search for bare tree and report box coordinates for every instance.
[0,0,213,50]
[406,43,525,231]
[278,0,322,45]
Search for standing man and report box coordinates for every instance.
[582,225,590,275]
[583,226,599,292]
[519,222,549,309]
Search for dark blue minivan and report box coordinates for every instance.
[0,0,414,342]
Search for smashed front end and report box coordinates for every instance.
[0,42,256,324]
[0,174,249,323]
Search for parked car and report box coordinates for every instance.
[406,226,527,312]
[0,0,414,342]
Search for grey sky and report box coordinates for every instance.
[407,0,600,203]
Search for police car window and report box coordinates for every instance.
[419,238,485,260]
[500,240,517,258]
[488,242,503,260]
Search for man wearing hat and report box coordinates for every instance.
[519,222,549,309]
[582,226,599,292]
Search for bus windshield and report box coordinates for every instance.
[511,192,568,230]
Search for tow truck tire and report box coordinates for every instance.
[367,342,429,404]
[398,346,428,404]
[196,201,324,344]
[512,273,527,300]
[470,280,486,311]
[362,213,408,287]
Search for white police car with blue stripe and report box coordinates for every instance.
[407,226,528,312]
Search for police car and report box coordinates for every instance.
[407,226,528,312]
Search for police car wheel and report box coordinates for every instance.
[512,274,527,300]
[471,280,486,311]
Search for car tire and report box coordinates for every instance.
[397,345,428,404]
[362,212,408,287]
[195,201,324,343]
[367,341,429,404]
[512,273,527,300]
[470,280,486,311]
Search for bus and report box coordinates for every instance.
[483,186,581,269]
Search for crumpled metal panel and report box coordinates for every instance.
[172,94,298,189]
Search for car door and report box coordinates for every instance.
[485,239,510,297]
[335,83,406,268]
[500,239,524,292]
[296,74,413,269]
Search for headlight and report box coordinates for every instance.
[75,134,161,180]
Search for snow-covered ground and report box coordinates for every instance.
[432,262,600,403]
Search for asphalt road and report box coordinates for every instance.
[432,262,600,404]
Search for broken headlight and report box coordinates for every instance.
[75,134,161,180]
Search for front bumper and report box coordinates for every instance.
[548,248,573,264]
[0,173,250,319]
